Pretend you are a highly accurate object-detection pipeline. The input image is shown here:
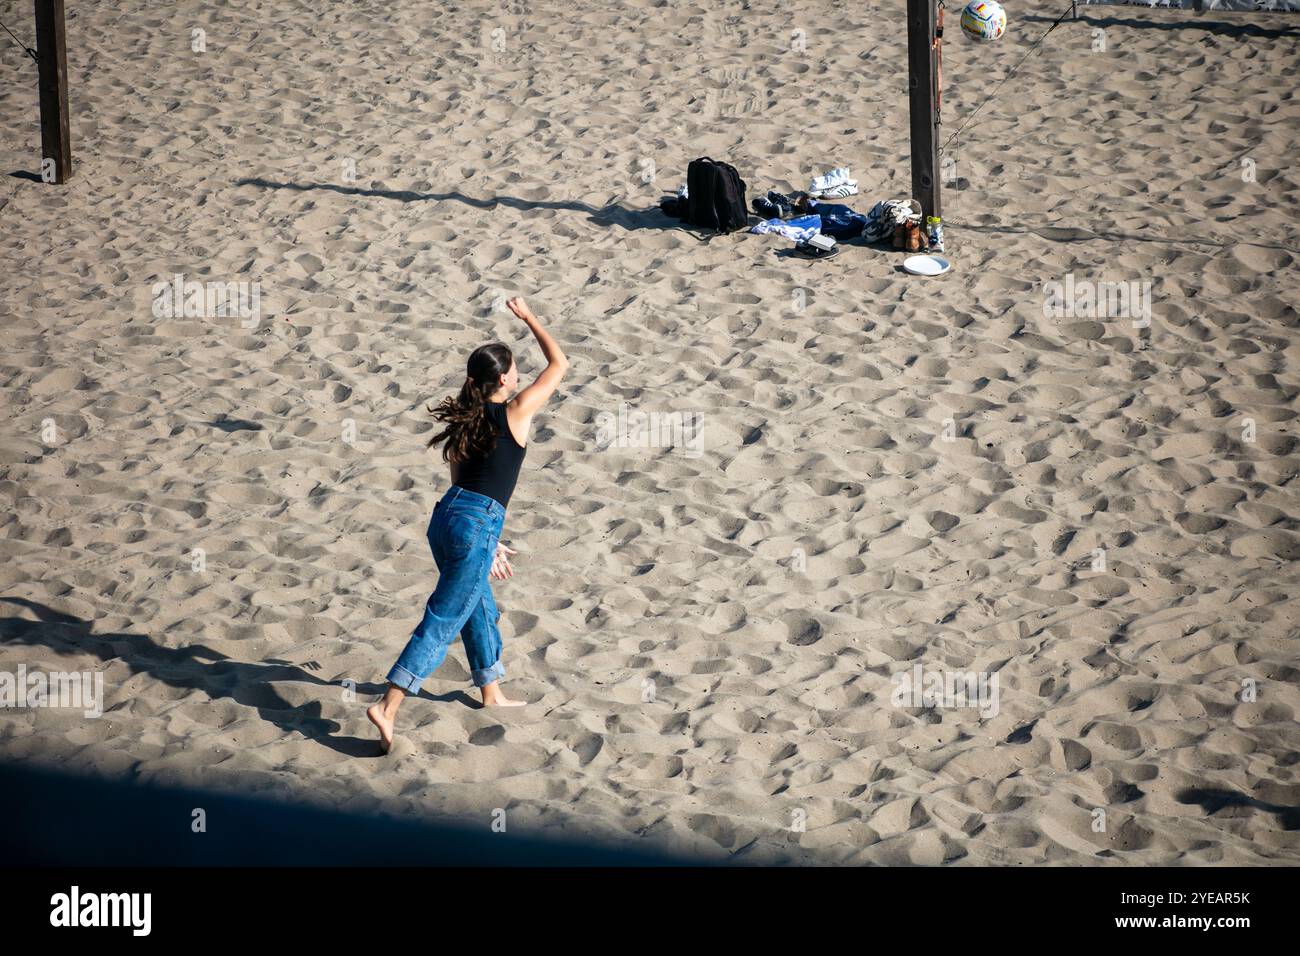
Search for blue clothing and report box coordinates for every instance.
[387,485,507,690]
[807,200,868,239]
[751,214,821,242]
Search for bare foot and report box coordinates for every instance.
[367,702,395,753]
[480,682,526,707]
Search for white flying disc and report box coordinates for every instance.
[902,254,951,276]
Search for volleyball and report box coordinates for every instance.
[960,1,1007,42]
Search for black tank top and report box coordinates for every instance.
[453,402,526,508]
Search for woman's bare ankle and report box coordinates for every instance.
[479,681,525,707]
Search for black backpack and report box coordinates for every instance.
[684,158,748,233]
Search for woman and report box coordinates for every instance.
[368,297,568,752]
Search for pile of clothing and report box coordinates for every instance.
[747,167,934,253]
[660,161,941,257]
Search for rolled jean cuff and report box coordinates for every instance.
[471,659,504,688]
[386,663,423,694]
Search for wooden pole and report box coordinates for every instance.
[906,0,940,222]
[34,0,72,183]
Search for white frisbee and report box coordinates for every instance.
[902,254,951,276]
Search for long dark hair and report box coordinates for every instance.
[428,343,514,464]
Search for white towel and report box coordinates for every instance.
[751,214,822,242]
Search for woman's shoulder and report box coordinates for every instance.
[485,401,512,432]
[496,400,528,449]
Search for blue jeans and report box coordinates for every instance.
[387,486,507,691]
[808,200,868,239]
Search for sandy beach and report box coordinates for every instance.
[1,0,1298,864]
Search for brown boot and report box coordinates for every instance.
[905,221,921,252]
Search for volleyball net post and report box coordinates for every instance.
[34,0,72,184]
[906,0,941,223]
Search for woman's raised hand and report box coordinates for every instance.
[506,297,538,324]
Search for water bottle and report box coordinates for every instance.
[926,216,944,253]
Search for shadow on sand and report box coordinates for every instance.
[957,220,1300,255]
[1027,10,1300,40]
[0,596,476,758]
[236,178,1300,255]
[233,177,691,235]
[0,761,691,865]
[1177,787,1300,831]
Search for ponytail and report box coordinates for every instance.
[427,343,514,464]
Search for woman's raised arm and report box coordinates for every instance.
[505,297,568,428]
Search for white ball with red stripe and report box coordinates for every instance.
[960,1,1007,42]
